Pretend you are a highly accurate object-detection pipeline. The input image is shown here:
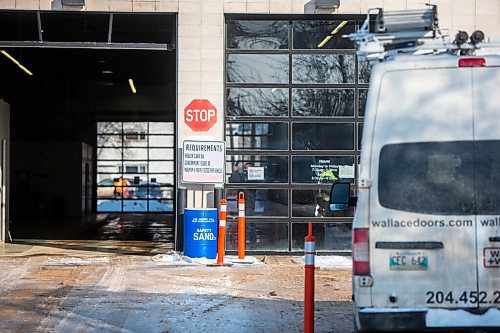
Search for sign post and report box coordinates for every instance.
[304,222,316,333]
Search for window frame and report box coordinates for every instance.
[96,122,175,213]
[224,14,367,252]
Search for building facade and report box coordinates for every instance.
[0,0,499,251]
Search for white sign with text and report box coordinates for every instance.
[182,140,225,184]
[246,166,265,180]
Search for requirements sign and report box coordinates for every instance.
[182,140,225,184]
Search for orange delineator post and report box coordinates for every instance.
[238,191,246,259]
[217,199,227,265]
[304,222,316,333]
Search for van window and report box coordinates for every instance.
[379,140,500,215]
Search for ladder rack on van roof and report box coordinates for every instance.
[344,5,500,62]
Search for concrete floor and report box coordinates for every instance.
[8,214,176,253]
[0,244,353,333]
[1,213,353,333]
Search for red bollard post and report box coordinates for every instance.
[217,199,227,265]
[304,222,316,333]
[238,192,246,259]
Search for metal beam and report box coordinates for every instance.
[0,41,174,51]
[108,13,114,44]
[36,11,43,43]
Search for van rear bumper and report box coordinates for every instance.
[358,309,426,332]
[358,307,500,332]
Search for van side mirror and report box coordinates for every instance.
[329,181,350,211]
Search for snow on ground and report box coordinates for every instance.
[305,255,352,269]
[45,257,111,266]
[151,252,350,268]
[43,253,350,269]
[150,252,263,266]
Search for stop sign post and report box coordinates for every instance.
[184,99,217,132]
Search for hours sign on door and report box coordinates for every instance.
[184,99,217,132]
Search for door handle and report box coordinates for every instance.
[489,237,500,242]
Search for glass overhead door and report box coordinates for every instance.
[225,16,368,251]
[96,122,174,213]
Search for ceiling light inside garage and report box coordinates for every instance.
[317,20,348,48]
[0,50,33,76]
[128,78,137,94]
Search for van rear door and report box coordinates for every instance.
[472,65,500,309]
[369,67,478,309]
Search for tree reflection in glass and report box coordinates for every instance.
[293,54,355,84]
[227,20,288,50]
[227,87,288,117]
[358,60,372,84]
[292,20,355,50]
[292,88,354,117]
[358,89,368,117]
[227,54,288,83]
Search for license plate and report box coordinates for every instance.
[390,251,428,270]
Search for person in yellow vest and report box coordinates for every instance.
[315,169,338,217]
[316,169,339,249]
[318,169,337,184]
[113,177,129,198]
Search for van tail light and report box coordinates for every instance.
[459,58,486,67]
[353,228,370,275]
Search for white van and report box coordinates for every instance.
[330,21,500,332]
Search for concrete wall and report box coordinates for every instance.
[0,100,10,242]
[1,0,498,38]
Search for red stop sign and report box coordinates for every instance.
[184,99,217,132]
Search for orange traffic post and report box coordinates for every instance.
[238,191,246,259]
[304,222,316,333]
[217,199,227,265]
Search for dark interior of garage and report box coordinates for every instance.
[0,10,177,246]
